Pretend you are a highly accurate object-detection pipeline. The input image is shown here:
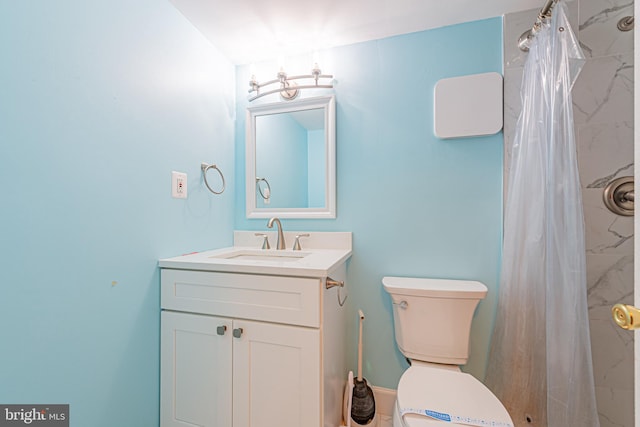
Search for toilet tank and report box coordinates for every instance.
[382,276,488,365]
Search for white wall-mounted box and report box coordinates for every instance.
[434,72,503,139]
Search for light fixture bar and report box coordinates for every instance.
[249,66,333,102]
[249,83,334,102]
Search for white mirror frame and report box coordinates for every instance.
[246,95,336,219]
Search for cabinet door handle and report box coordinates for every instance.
[217,325,227,336]
[233,328,243,338]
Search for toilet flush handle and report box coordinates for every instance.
[394,300,408,310]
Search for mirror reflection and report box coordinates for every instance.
[255,108,325,209]
[246,95,336,219]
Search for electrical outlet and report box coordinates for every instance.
[171,171,187,199]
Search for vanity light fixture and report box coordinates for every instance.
[248,60,333,102]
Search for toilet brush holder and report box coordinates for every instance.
[342,372,379,427]
[341,371,380,427]
[351,413,379,427]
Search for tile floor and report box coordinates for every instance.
[379,414,393,427]
[345,414,392,427]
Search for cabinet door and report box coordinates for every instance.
[161,311,232,427]
[232,320,321,427]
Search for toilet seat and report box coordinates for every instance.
[395,365,513,427]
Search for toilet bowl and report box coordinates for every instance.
[382,276,513,427]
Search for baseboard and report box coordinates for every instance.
[371,386,396,418]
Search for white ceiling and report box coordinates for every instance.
[169,0,542,65]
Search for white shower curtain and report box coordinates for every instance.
[485,2,600,426]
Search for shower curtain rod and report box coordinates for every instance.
[538,0,559,19]
[531,0,560,32]
[517,0,560,51]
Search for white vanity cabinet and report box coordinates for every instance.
[161,311,233,427]
[160,264,348,427]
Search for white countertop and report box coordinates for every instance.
[159,231,352,277]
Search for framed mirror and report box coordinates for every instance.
[246,95,336,219]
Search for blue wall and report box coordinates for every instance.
[0,1,235,426]
[307,129,326,208]
[235,18,504,389]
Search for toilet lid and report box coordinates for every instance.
[397,365,513,427]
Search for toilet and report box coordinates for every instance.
[382,276,513,427]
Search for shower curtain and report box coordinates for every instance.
[485,2,600,426]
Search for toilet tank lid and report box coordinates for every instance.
[382,276,488,298]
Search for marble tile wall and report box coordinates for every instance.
[503,1,634,426]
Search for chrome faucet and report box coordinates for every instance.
[267,217,286,250]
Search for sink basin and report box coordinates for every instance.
[209,249,310,263]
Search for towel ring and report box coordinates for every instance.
[256,177,271,200]
[201,162,225,195]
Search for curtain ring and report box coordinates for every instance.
[201,162,225,195]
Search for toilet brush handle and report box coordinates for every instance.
[357,310,364,381]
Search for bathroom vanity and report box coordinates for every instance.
[159,231,351,427]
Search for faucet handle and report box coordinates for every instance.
[254,233,270,250]
[293,234,310,251]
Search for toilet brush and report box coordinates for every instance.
[350,310,376,425]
